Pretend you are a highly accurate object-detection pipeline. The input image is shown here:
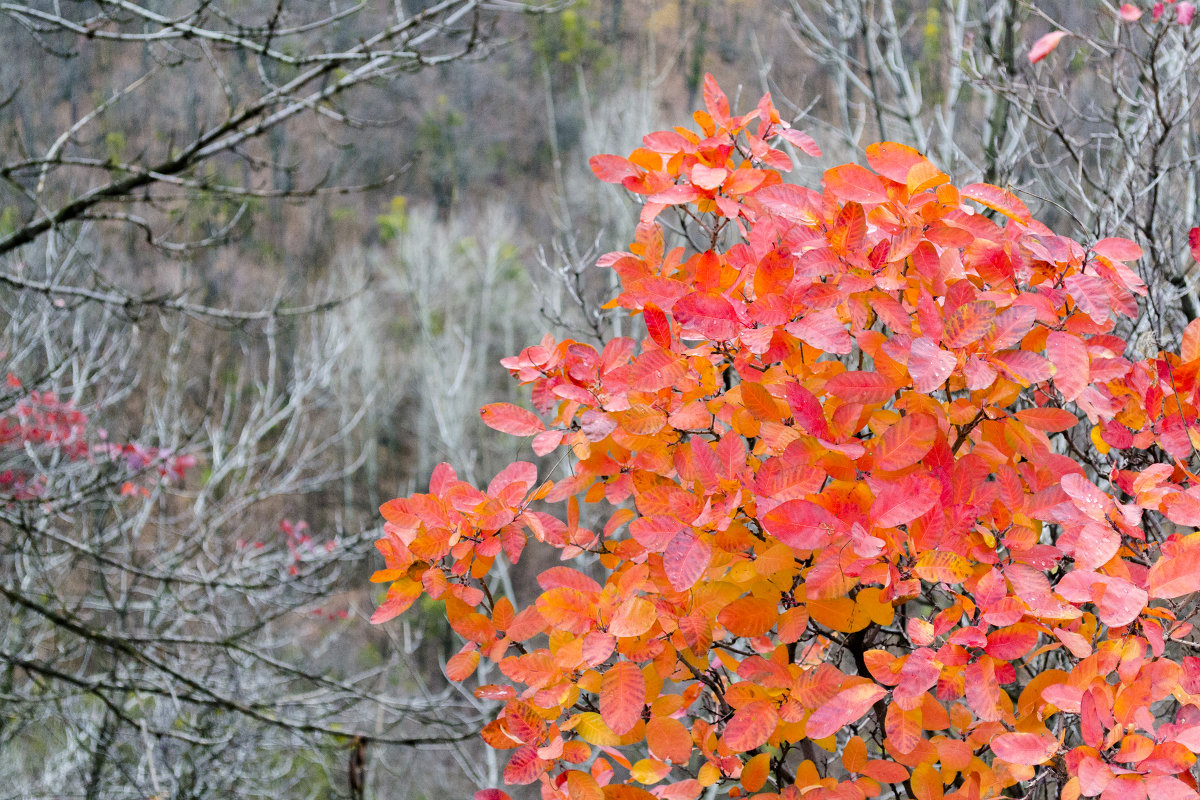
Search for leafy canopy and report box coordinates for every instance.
[371,75,1200,800]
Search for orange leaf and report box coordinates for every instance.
[600,661,646,735]
[371,577,423,624]
[865,141,925,182]
[647,716,692,763]
[445,644,480,681]
[961,183,1032,224]
[718,596,778,638]
[863,760,910,785]
[805,683,888,739]
[602,786,658,800]
[741,381,782,422]
[942,301,996,349]
[910,763,944,800]
[741,752,771,792]
[874,413,938,471]
[609,596,657,638]
[824,164,890,204]
[843,735,869,773]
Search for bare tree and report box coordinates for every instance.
[0,1,562,797]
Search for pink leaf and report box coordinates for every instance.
[806,684,888,739]
[1178,2,1195,25]
[786,309,852,354]
[777,128,822,158]
[589,155,638,183]
[480,403,545,437]
[663,529,712,591]
[909,337,957,393]
[1028,31,1069,64]
[1092,237,1143,262]
[991,731,1059,765]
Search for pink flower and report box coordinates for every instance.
[1177,1,1196,23]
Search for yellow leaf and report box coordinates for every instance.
[630,758,672,785]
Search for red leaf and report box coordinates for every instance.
[871,474,941,528]
[990,731,1059,765]
[1190,228,1200,264]
[824,164,890,204]
[909,337,957,393]
[962,183,1032,225]
[673,291,739,341]
[663,529,712,591]
[826,371,898,404]
[875,413,938,471]
[504,744,542,785]
[644,303,673,349]
[1015,407,1078,432]
[724,700,779,752]
[1028,31,1069,64]
[702,73,730,121]
[761,499,838,549]
[600,661,646,735]
[481,403,545,436]
[806,683,889,740]
[476,790,514,800]
[785,382,832,438]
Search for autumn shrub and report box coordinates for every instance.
[371,75,1200,800]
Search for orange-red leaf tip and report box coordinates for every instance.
[1028,31,1069,63]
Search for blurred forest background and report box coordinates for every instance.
[0,0,1197,798]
